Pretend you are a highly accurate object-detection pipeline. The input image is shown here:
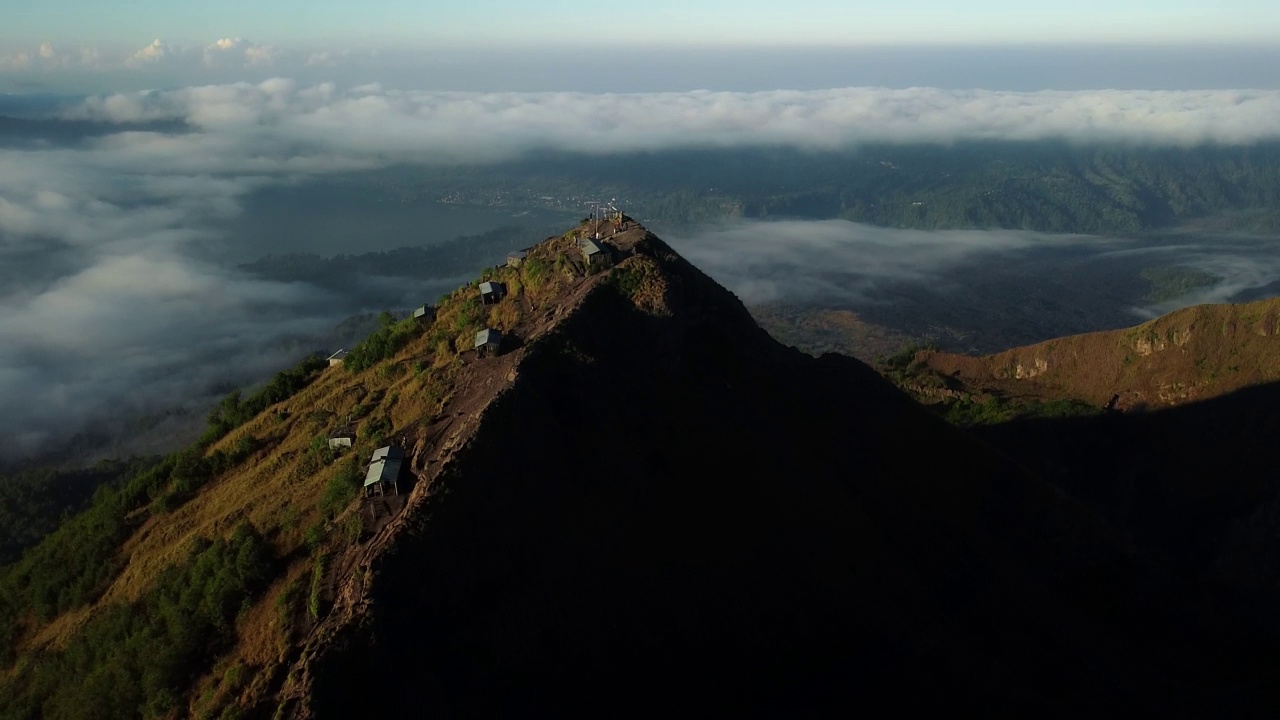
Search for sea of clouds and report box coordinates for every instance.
[4,80,1280,459]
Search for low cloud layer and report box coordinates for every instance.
[1117,244,1280,318]
[667,220,1280,353]
[60,84,1280,165]
[3,38,287,75]
[5,79,1280,460]
[0,133,348,456]
[665,220,1094,305]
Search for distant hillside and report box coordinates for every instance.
[3,220,1279,718]
[381,141,1280,233]
[914,297,1280,412]
[749,305,916,362]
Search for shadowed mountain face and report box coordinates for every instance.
[281,231,1267,718]
[978,382,1280,610]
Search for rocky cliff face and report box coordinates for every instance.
[267,227,1250,718]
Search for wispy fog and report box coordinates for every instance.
[1122,245,1280,318]
[667,220,1280,353]
[665,220,1097,304]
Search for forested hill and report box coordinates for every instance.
[394,142,1280,233]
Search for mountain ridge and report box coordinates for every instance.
[917,296,1280,411]
[2,219,1276,717]
[267,225,1238,717]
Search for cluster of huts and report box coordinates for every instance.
[321,425,403,497]
[321,215,635,514]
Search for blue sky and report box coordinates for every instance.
[4,0,1280,48]
[1,1,1278,93]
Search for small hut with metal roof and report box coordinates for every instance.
[580,238,612,272]
[413,304,436,323]
[479,281,507,305]
[327,425,355,450]
[474,328,502,358]
[364,445,404,496]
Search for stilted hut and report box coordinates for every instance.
[363,446,404,496]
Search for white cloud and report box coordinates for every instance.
[204,37,279,70]
[0,42,104,72]
[0,135,335,458]
[123,38,177,70]
[0,51,31,71]
[306,50,348,67]
[62,85,1280,169]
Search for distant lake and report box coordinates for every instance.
[210,179,579,264]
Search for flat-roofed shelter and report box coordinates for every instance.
[475,328,502,357]
[327,349,350,367]
[506,250,528,267]
[327,427,355,450]
[479,281,507,305]
[413,304,436,323]
[364,445,405,496]
[580,238,612,271]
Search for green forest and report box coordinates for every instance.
[386,141,1280,233]
[0,354,328,717]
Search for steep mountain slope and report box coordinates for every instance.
[270,227,1244,717]
[917,297,1280,411]
[2,220,1274,718]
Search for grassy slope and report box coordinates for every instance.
[918,297,1280,411]
[1,221,612,717]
